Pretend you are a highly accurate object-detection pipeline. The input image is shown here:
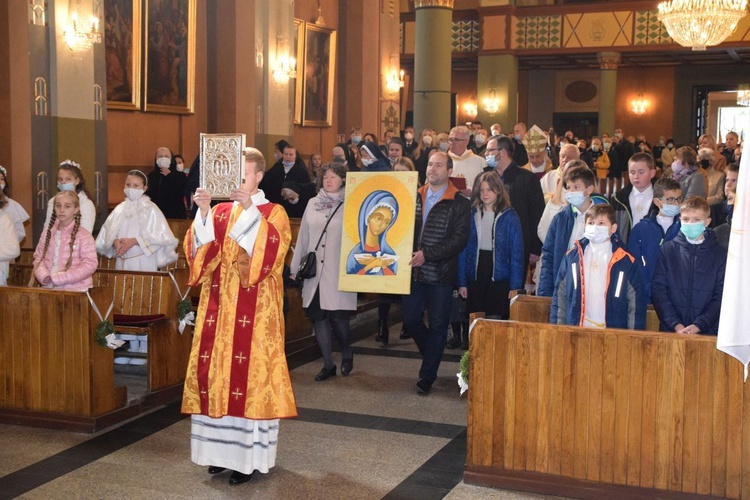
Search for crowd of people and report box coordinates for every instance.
[0,121,743,484]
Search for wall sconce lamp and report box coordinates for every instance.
[631,93,647,115]
[63,1,102,57]
[272,34,296,86]
[483,89,500,115]
[385,69,405,94]
[273,55,297,85]
[464,97,478,118]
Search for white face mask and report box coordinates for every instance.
[475,134,486,145]
[156,157,171,169]
[176,163,184,172]
[438,142,449,152]
[584,224,611,244]
[362,158,375,167]
[124,187,145,201]
[422,135,433,147]
[405,133,414,141]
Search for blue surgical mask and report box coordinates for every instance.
[485,154,498,168]
[565,191,586,207]
[661,204,680,218]
[680,221,706,240]
[282,161,295,168]
[514,134,522,142]
[438,142,449,152]
[351,135,362,145]
[58,182,76,191]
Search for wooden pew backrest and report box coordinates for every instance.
[509,293,661,332]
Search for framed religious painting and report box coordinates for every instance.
[301,23,336,127]
[338,171,418,295]
[200,133,246,200]
[292,19,305,124]
[143,0,196,113]
[104,0,142,110]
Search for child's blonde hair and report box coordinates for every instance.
[41,191,82,272]
[680,195,710,217]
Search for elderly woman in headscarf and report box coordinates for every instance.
[358,141,392,172]
[346,190,399,276]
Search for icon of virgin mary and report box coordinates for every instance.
[346,190,400,275]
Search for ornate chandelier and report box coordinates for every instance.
[63,0,102,58]
[738,89,750,106]
[657,0,748,51]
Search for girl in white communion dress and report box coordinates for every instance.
[96,170,179,271]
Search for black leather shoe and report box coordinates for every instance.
[208,466,226,474]
[315,365,336,381]
[415,378,433,396]
[399,327,410,339]
[229,470,253,485]
[341,359,353,376]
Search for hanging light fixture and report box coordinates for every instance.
[464,96,478,118]
[657,0,748,51]
[63,1,102,57]
[738,89,750,106]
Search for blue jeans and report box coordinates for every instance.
[402,281,454,384]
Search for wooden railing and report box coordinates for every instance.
[465,319,747,499]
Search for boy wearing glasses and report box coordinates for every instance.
[626,178,683,303]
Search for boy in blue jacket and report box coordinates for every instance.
[551,204,646,329]
[627,177,682,303]
[652,196,726,335]
[538,166,608,297]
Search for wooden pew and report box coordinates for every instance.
[9,264,192,395]
[465,319,746,499]
[509,292,661,332]
[0,286,123,431]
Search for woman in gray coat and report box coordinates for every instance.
[290,163,357,380]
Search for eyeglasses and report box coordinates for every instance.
[660,197,683,204]
[485,148,500,155]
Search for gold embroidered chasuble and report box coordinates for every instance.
[181,201,297,419]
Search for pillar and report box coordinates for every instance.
[477,54,518,132]
[0,1,108,244]
[413,0,454,133]
[598,52,620,137]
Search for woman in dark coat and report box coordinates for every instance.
[146,146,188,219]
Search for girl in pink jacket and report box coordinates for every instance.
[33,191,97,291]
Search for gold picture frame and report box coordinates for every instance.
[200,133,247,200]
[143,0,196,114]
[301,23,336,127]
[105,0,142,110]
[293,19,305,125]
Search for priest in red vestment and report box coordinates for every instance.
[182,147,296,485]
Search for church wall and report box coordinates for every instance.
[291,0,341,163]
[106,0,208,205]
[614,66,675,144]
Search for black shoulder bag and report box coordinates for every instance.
[296,202,342,283]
